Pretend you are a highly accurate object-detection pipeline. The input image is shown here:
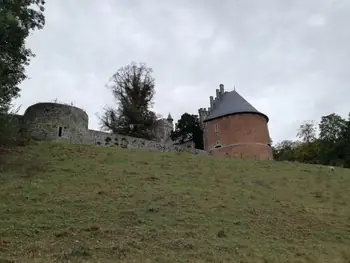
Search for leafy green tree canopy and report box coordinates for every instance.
[0,0,45,113]
[100,62,157,140]
[171,113,204,150]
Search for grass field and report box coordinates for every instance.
[0,141,350,262]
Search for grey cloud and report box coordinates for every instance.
[15,0,350,144]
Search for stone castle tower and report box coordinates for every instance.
[198,84,273,160]
[9,102,175,145]
[153,113,174,143]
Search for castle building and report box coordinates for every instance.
[198,84,273,160]
[2,86,272,160]
[153,113,174,143]
[6,102,176,145]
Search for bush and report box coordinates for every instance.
[0,106,29,147]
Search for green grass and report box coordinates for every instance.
[0,141,350,262]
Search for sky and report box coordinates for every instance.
[15,0,350,144]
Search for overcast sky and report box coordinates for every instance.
[15,0,350,143]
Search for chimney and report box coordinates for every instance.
[210,96,214,108]
[216,89,219,99]
[219,84,224,95]
[198,108,202,124]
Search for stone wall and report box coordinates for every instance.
[209,142,273,160]
[23,102,89,143]
[1,102,207,155]
[86,130,207,155]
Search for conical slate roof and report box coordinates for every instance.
[204,90,268,122]
[167,113,173,121]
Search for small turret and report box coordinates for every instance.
[219,84,224,96]
[198,108,208,129]
[167,113,174,131]
[167,113,173,122]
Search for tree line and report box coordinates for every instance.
[273,114,350,168]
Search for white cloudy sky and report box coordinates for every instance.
[15,0,350,143]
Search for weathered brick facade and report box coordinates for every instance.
[199,84,273,161]
[203,114,272,160]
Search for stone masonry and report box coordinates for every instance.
[3,102,207,155]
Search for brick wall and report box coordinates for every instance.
[204,113,273,160]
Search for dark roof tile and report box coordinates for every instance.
[204,90,268,122]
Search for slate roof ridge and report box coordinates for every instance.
[204,89,268,122]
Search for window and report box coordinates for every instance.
[214,123,219,132]
[58,126,63,137]
[214,141,221,148]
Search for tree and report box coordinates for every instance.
[294,140,320,164]
[273,140,300,161]
[272,113,350,168]
[317,113,348,166]
[319,113,347,143]
[297,120,317,143]
[100,62,158,140]
[171,113,204,149]
[0,0,46,113]
[343,113,350,167]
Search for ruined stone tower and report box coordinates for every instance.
[198,84,273,160]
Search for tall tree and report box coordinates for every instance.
[171,113,204,150]
[100,62,157,140]
[297,120,317,143]
[0,0,45,113]
[319,113,347,143]
[318,113,348,166]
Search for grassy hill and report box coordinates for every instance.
[0,142,350,262]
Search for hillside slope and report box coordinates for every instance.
[0,142,350,262]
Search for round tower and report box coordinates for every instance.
[23,102,89,143]
[203,84,273,160]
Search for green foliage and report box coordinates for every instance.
[319,113,347,143]
[274,112,350,168]
[100,62,158,140]
[171,113,204,149]
[0,104,25,146]
[273,140,300,161]
[0,0,46,113]
[297,120,316,143]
